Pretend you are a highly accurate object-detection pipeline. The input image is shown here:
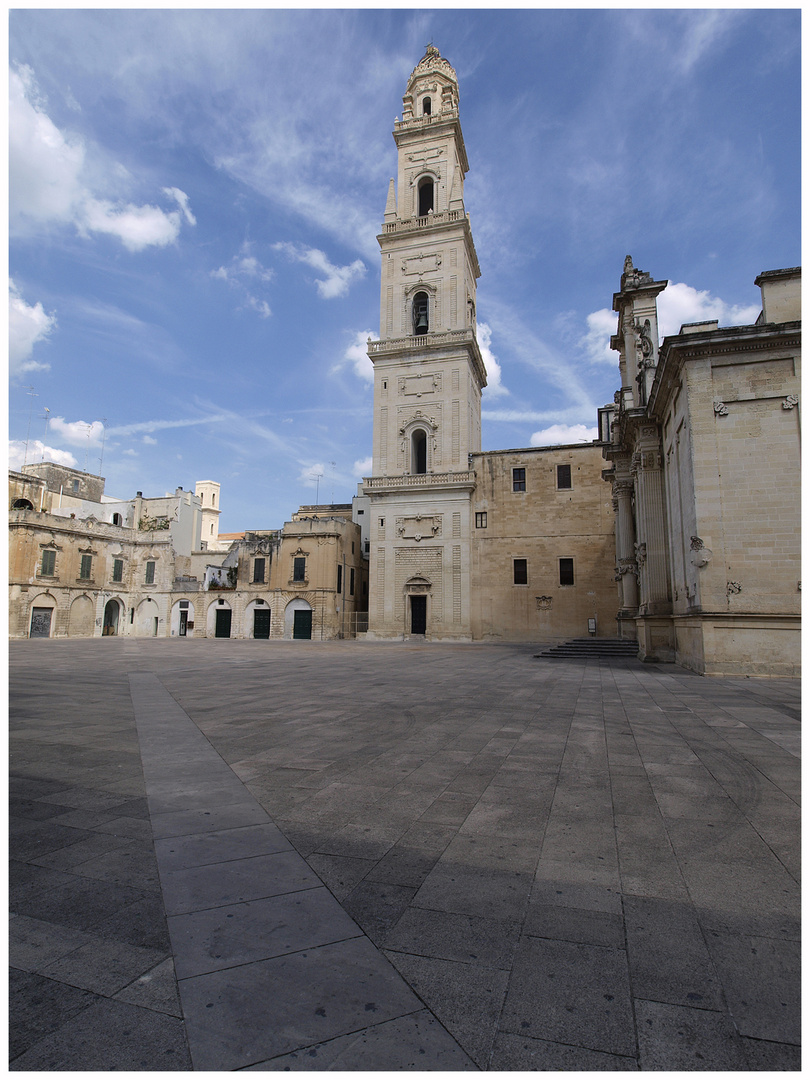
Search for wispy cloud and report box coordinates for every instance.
[478,321,507,397]
[48,417,105,447]
[9,279,56,376]
[273,242,365,299]
[9,439,77,471]
[10,65,194,250]
[332,329,375,382]
[531,423,598,446]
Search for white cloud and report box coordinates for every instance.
[299,462,326,487]
[123,448,138,456]
[477,321,507,397]
[333,329,374,382]
[657,281,760,339]
[244,295,272,319]
[579,308,617,366]
[142,435,157,445]
[10,66,193,250]
[9,439,78,471]
[530,423,598,447]
[48,417,105,447]
[353,456,373,477]
[212,247,274,316]
[273,242,365,299]
[9,279,56,376]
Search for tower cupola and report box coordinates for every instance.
[401,45,460,123]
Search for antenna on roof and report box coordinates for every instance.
[22,387,37,468]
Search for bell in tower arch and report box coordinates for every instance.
[413,292,429,336]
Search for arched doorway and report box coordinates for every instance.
[207,599,232,638]
[171,599,195,637]
[69,595,95,637]
[103,599,122,636]
[245,599,271,639]
[12,498,34,510]
[135,598,160,637]
[29,594,57,638]
[284,598,313,640]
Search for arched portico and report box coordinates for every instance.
[103,598,123,636]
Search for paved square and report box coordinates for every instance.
[10,639,801,1070]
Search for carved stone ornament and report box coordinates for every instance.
[727,581,742,595]
[782,394,799,410]
[614,560,638,581]
[713,401,729,416]
[689,537,711,568]
[536,596,553,609]
[396,515,442,542]
[690,536,704,550]
[622,257,653,289]
[634,542,647,566]
[634,319,655,368]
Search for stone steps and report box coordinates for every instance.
[535,637,640,660]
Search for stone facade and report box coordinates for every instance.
[602,261,801,674]
[9,468,368,641]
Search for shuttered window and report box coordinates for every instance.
[557,464,572,490]
[293,557,306,582]
[79,555,92,579]
[145,561,156,584]
[513,559,528,585]
[112,559,123,582]
[253,558,266,583]
[41,550,56,576]
[559,558,575,586]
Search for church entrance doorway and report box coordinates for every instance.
[410,595,427,635]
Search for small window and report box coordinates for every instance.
[379,518,385,528]
[559,558,575,586]
[293,557,306,582]
[72,479,79,492]
[145,560,156,584]
[337,564,342,594]
[475,512,487,529]
[357,509,364,515]
[514,558,528,585]
[349,568,355,596]
[112,558,124,583]
[418,178,434,217]
[210,524,214,535]
[351,541,355,554]
[41,549,56,576]
[512,468,526,492]
[557,464,572,490]
[212,493,216,507]
[179,600,189,609]
[79,554,92,579]
[422,96,431,116]
[112,512,122,526]
[253,557,266,583]
[412,428,427,474]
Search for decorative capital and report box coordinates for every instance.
[713,401,729,416]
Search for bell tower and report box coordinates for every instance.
[364,45,486,640]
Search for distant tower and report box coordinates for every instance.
[195,480,221,548]
[364,45,486,639]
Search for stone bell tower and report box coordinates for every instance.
[364,45,486,640]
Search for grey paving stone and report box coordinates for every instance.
[39,936,169,996]
[161,849,320,915]
[533,857,623,912]
[154,820,292,871]
[58,841,162,890]
[614,812,691,899]
[14,875,147,935]
[306,853,376,899]
[10,822,95,862]
[92,894,171,951]
[342,880,418,945]
[383,951,509,1068]
[168,886,362,978]
[623,894,724,1009]
[741,1035,802,1070]
[385,906,520,968]
[10,914,97,972]
[178,935,423,1070]
[114,957,183,1016]
[524,901,625,949]
[149,799,271,838]
[9,861,77,907]
[635,999,748,1069]
[9,997,191,1071]
[28,831,137,872]
[413,859,534,922]
[703,930,801,1044]
[489,1031,639,1070]
[246,1009,477,1070]
[500,936,635,1057]
[9,968,99,1061]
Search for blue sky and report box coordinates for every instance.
[9,8,800,531]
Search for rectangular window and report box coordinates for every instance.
[557,464,572,490]
[337,564,342,594]
[79,554,92,579]
[253,557,266,583]
[349,567,355,596]
[112,559,123,582]
[293,557,306,582]
[512,467,526,492]
[145,560,156,584]
[475,511,487,529]
[559,558,575,586]
[513,558,528,585]
[41,549,56,576]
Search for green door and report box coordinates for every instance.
[292,609,312,639]
[215,608,232,638]
[253,608,271,639]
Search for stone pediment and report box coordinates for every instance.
[396,514,442,542]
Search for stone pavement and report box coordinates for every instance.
[9,638,801,1070]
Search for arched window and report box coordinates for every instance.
[418,177,434,217]
[112,512,122,526]
[412,292,429,336]
[212,493,216,506]
[412,429,427,474]
[12,498,33,510]
[422,96,431,116]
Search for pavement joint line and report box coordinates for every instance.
[127,671,468,1071]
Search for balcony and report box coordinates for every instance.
[363,470,476,494]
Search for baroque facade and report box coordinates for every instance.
[601,261,801,674]
[363,46,617,642]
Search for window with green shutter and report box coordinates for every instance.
[145,560,156,584]
[41,549,56,576]
[113,559,124,582]
[79,554,92,579]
